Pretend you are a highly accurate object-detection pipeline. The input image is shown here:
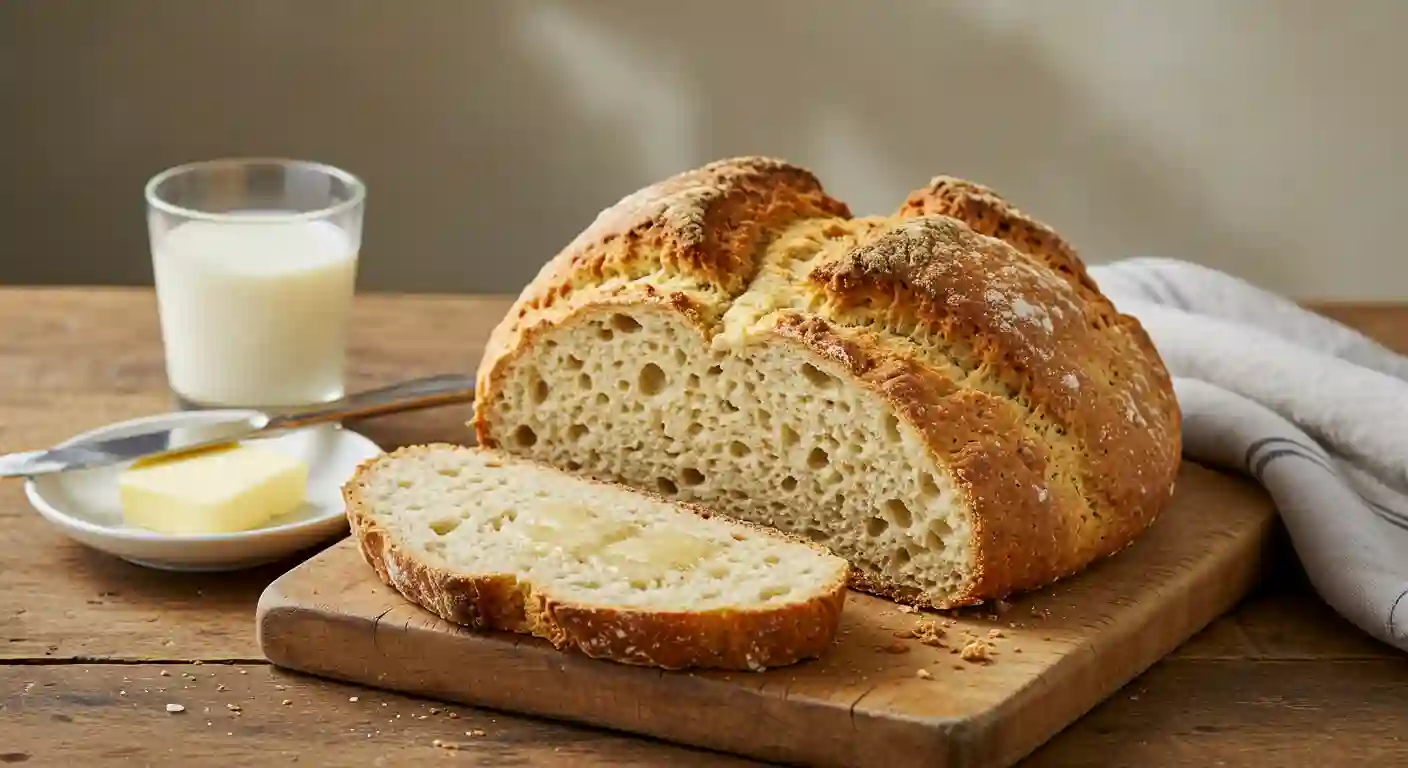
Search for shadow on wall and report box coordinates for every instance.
[510,1,1267,286]
[0,1,1391,296]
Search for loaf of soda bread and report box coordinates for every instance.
[472,157,1181,609]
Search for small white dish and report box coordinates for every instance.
[24,409,383,571]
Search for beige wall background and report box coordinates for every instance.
[2,0,1406,298]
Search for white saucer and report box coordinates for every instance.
[24,410,383,571]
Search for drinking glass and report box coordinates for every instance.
[145,158,366,410]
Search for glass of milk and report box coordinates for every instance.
[145,158,365,409]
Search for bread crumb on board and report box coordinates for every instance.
[165,703,185,714]
[914,620,947,647]
[961,640,995,663]
[895,618,947,647]
[915,668,933,680]
[432,739,471,751]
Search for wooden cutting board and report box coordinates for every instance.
[257,461,1276,768]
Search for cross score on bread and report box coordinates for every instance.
[472,156,1181,611]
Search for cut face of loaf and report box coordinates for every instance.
[345,445,849,671]
[474,157,1182,609]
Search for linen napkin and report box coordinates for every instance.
[1087,256,1408,653]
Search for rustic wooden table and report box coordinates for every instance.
[3,287,1406,767]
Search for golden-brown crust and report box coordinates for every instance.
[770,314,1071,606]
[471,157,1183,609]
[475,157,851,408]
[807,216,1180,590]
[344,445,849,672]
[897,175,1102,297]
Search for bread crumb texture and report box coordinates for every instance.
[474,156,1181,609]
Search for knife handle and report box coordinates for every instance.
[264,374,477,431]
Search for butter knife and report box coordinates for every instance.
[0,373,476,478]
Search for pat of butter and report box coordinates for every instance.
[118,443,308,534]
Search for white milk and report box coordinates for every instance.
[152,217,358,407]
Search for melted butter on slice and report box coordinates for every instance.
[515,502,634,559]
[598,531,721,583]
[513,502,722,585]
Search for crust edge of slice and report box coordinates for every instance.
[343,444,850,672]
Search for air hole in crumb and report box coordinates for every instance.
[565,461,582,472]
[884,414,901,442]
[638,363,666,395]
[803,528,827,543]
[656,477,679,495]
[629,579,649,590]
[763,555,780,565]
[566,355,584,370]
[674,349,688,365]
[610,313,642,333]
[687,373,701,388]
[781,476,798,491]
[921,473,942,497]
[865,516,889,537]
[397,480,414,489]
[512,425,538,448]
[807,447,830,469]
[567,423,588,440]
[731,532,747,542]
[436,467,460,478]
[801,363,835,388]
[924,530,943,551]
[706,365,723,376]
[531,378,549,404]
[895,548,912,566]
[595,393,610,406]
[728,441,750,458]
[721,400,740,413]
[429,518,461,536]
[759,586,789,601]
[687,422,704,436]
[781,425,800,447]
[577,372,592,390]
[883,499,913,528]
[929,519,953,539]
[597,327,615,341]
[680,467,705,486]
[707,566,730,579]
[578,581,601,590]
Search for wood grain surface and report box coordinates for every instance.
[2,287,1407,767]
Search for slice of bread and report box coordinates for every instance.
[344,444,849,671]
[473,156,1182,610]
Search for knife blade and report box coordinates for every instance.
[0,413,271,478]
[0,373,477,478]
